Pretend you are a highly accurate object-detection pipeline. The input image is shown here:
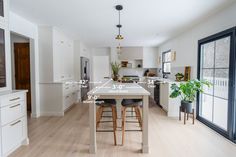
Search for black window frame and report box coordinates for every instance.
[162,49,172,74]
[197,26,236,143]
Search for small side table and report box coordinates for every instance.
[179,106,194,125]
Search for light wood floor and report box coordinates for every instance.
[10,100,236,157]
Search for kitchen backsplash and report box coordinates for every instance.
[168,67,185,80]
[119,68,157,77]
[119,66,189,80]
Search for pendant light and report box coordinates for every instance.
[115,5,124,40]
[117,43,122,54]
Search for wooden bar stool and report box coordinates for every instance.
[121,99,142,145]
[179,106,194,125]
[96,99,117,145]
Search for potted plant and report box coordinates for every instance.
[170,79,211,113]
[111,62,121,81]
[175,73,184,81]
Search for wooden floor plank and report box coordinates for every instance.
[10,100,236,157]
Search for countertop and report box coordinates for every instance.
[142,77,178,83]
[88,79,150,96]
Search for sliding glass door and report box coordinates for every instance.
[197,27,236,142]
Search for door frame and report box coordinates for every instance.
[197,26,236,143]
[10,32,39,117]
[13,42,31,111]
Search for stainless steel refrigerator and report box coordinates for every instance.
[80,57,90,101]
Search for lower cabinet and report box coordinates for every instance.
[40,81,80,116]
[0,91,28,157]
[160,82,181,117]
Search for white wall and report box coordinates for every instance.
[158,3,236,79]
[9,11,40,118]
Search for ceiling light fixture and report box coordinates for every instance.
[117,43,122,55]
[115,5,124,40]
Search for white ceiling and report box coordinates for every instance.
[9,0,236,47]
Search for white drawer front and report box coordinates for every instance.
[64,94,73,111]
[2,118,24,155]
[1,101,26,126]
[63,84,72,96]
[72,92,78,103]
[0,93,25,107]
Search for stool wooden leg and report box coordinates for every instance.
[114,107,117,128]
[96,106,103,129]
[111,106,117,145]
[122,107,127,146]
[192,109,195,125]
[179,106,181,121]
[184,109,186,125]
[135,106,142,128]
[187,113,189,120]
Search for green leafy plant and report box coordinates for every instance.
[175,73,184,78]
[175,73,184,81]
[170,79,211,102]
[111,62,121,81]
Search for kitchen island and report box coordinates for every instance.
[87,79,150,154]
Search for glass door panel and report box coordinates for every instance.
[213,97,228,130]
[199,36,231,132]
[200,94,213,121]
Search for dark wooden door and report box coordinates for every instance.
[14,43,31,111]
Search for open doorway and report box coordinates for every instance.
[10,33,31,112]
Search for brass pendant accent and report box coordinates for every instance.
[115,34,124,40]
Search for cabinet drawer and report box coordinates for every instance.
[63,84,72,95]
[2,117,24,155]
[0,93,25,107]
[1,101,26,126]
[64,94,73,110]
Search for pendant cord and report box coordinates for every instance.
[119,11,121,35]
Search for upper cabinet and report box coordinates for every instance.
[118,47,143,60]
[143,47,159,68]
[0,0,4,17]
[0,28,6,88]
[0,0,8,26]
[118,47,159,68]
[38,26,74,83]
[0,0,10,92]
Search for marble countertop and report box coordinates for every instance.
[0,90,28,97]
[88,79,150,96]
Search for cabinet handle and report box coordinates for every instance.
[10,104,21,108]
[10,97,20,101]
[66,96,70,98]
[10,120,21,126]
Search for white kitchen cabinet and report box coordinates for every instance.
[0,91,28,157]
[39,26,74,83]
[141,77,155,99]
[146,78,155,99]
[159,82,181,117]
[143,47,159,68]
[118,47,143,60]
[40,82,80,116]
